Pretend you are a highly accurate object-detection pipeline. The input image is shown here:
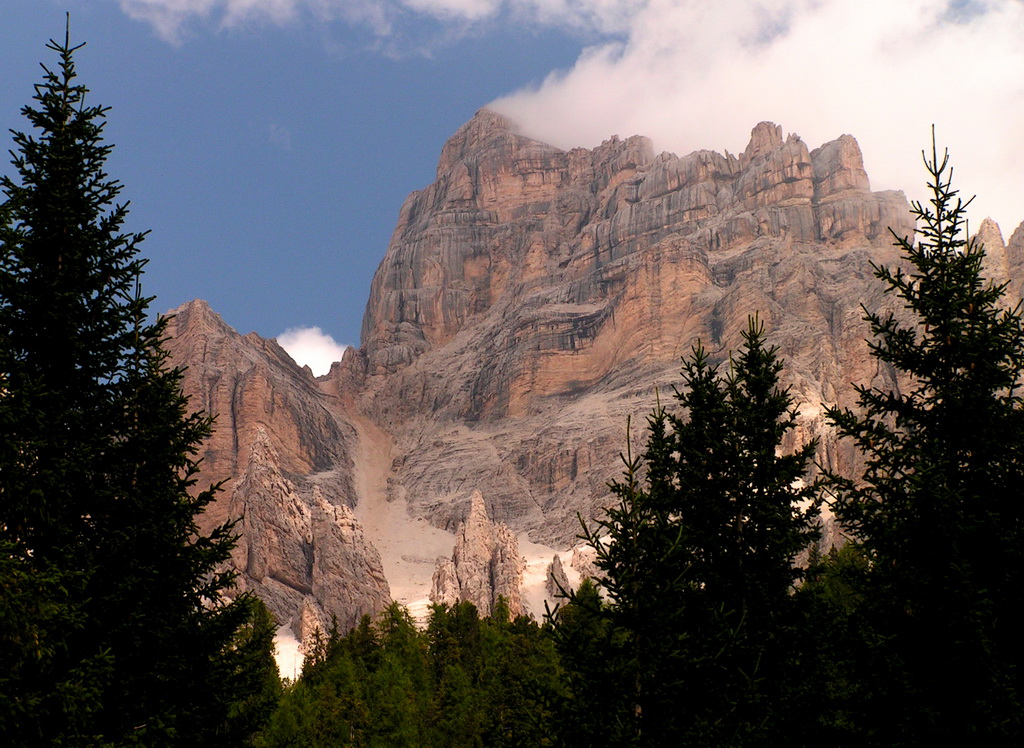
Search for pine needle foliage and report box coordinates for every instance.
[260,603,563,747]
[564,318,820,744]
[826,135,1024,740]
[0,26,274,744]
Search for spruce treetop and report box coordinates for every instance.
[1,27,275,744]
[825,133,1024,740]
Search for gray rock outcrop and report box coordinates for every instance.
[226,429,390,638]
[545,554,571,600]
[975,216,1009,289]
[430,491,525,617]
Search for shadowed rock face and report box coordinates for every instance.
[167,110,1023,630]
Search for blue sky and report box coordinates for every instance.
[1,1,583,366]
[3,1,1022,374]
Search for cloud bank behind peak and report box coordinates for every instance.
[119,0,1023,230]
[491,0,1024,232]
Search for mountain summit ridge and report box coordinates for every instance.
[166,112,1024,636]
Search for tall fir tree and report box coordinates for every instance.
[0,26,274,744]
[826,136,1024,740]
[561,318,820,744]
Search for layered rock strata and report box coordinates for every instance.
[165,300,357,524]
[165,301,390,636]
[333,110,925,545]
[228,428,390,638]
[167,110,1023,630]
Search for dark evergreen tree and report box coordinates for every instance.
[787,541,874,742]
[0,27,273,744]
[826,137,1024,740]
[550,578,634,746]
[221,598,284,745]
[370,603,433,746]
[478,606,564,747]
[562,318,820,744]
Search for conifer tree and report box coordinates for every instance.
[826,137,1024,740]
[564,318,819,744]
[550,579,634,746]
[0,26,272,744]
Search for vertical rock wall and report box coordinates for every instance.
[167,111,1023,632]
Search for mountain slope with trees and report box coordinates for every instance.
[256,139,1024,742]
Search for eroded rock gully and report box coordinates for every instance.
[166,111,1023,636]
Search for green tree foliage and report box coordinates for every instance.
[787,541,875,742]
[259,602,563,747]
[0,28,276,744]
[548,578,634,746]
[826,138,1024,740]
[222,598,285,745]
[560,318,820,744]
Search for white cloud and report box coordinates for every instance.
[401,0,503,22]
[277,326,348,376]
[117,0,637,43]
[118,0,1023,231]
[491,0,1024,232]
[117,0,218,43]
[117,0,398,42]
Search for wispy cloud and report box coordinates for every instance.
[117,0,398,43]
[268,122,293,151]
[116,0,635,43]
[277,326,348,376]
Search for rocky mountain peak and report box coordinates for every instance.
[974,217,1009,287]
[357,114,913,415]
[1010,220,1024,249]
[465,489,491,534]
[168,297,232,337]
[165,299,356,513]
[743,121,785,162]
[167,111,1024,637]
[810,134,870,195]
[976,216,1005,248]
[435,107,521,176]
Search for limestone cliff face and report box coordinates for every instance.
[168,110,1023,627]
[338,110,923,545]
[1009,222,1024,301]
[164,301,390,636]
[429,491,525,617]
[975,217,1009,290]
[359,114,910,392]
[228,429,390,638]
[165,300,357,527]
